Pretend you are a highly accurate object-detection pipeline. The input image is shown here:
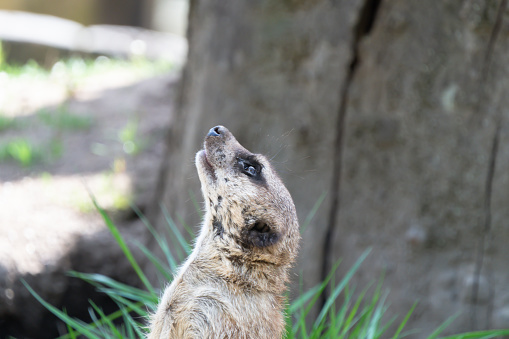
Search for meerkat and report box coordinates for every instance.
[148,125,300,339]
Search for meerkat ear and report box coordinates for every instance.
[242,222,280,248]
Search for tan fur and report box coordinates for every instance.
[148,126,300,339]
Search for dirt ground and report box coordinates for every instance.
[0,65,178,338]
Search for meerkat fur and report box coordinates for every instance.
[148,126,300,339]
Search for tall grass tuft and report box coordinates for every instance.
[23,196,509,339]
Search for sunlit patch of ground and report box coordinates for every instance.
[0,170,132,272]
[0,176,101,274]
[0,56,176,277]
[0,57,174,117]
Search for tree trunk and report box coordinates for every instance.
[149,0,509,334]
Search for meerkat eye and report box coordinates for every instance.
[244,164,257,176]
[237,158,261,178]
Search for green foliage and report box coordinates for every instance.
[0,137,64,167]
[90,196,155,296]
[38,106,93,131]
[1,55,173,81]
[6,139,35,166]
[1,59,48,79]
[22,196,509,339]
[0,114,17,132]
[118,119,144,155]
[0,106,92,168]
[0,139,41,167]
[0,106,92,167]
[0,41,4,68]
[0,54,174,170]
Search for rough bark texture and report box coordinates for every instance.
[150,0,365,297]
[151,0,509,334]
[333,0,509,332]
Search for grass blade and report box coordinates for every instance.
[160,203,191,255]
[188,189,203,220]
[289,284,322,314]
[342,282,377,335]
[130,204,179,273]
[300,191,327,234]
[313,248,372,329]
[133,239,173,282]
[106,292,150,317]
[88,300,122,337]
[427,313,460,339]
[391,301,418,339]
[68,271,154,303]
[90,195,155,295]
[119,303,147,338]
[21,279,101,339]
[438,329,509,339]
[64,316,77,339]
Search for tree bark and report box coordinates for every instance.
[149,0,366,298]
[333,0,509,332]
[150,0,509,334]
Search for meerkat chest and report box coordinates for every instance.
[196,286,285,338]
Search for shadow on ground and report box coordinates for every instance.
[0,72,177,338]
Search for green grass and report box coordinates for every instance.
[38,105,93,131]
[22,197,509,339]
[0,106,92,167]
[118,118,145,155]
[0,137,64,167]
[0,54,174,82]
[0,40,5,67]
[0,138,42,167]
[0,114,18,132]
[0,53,172,168]
[0,105,91,167]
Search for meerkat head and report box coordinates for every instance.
[195,126,300,266]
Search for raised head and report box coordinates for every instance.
[195,125,300,267]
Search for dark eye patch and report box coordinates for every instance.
[236,156,262,179]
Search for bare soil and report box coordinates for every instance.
[0,68,178,338]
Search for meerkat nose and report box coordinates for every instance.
[207,125,224,137]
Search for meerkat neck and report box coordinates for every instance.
[186,216,289,295]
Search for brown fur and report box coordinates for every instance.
[148,126,300,339]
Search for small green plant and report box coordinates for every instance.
[1,55,174,82]
[2,59,48,79]
[0,105,92,169]
[0,137,65,167]
[6,105,93,166]
[0,138,41,167]
[8,139,34,166]
[0,40,4,68]
[48,138,64,159]
[22,196,509,339]
[1,54,175,170]
[118,118,144,155]
[38,106,93,131]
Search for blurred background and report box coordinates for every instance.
[0,1,188,337]
[1,0,509,338]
